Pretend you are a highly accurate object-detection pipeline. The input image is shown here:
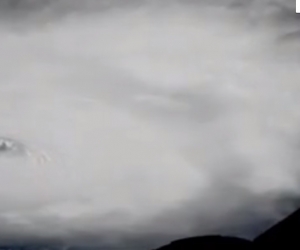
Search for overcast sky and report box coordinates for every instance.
[0,0,299,249]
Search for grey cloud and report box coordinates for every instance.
[0,1,300,250]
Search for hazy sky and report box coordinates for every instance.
[0,0,299,249]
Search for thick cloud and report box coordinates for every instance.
[0,0,299,249]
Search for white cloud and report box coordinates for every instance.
[0,1,299,248]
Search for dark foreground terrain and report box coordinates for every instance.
[155,206,300,249]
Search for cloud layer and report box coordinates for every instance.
[0,1,299,249]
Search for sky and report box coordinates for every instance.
[0,0,299,249]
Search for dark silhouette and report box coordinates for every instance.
[154,235,253,249]
[154,207,300,249]
[253,207,300,247]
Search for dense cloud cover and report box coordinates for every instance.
[0,0,299,249]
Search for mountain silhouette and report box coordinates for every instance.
[154,206,300,249]
[253,207,300,248]
[154,235,253,249]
